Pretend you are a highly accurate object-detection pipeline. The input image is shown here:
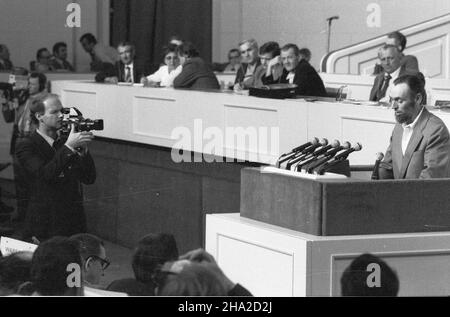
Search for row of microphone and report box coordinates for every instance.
[276,138,362,175]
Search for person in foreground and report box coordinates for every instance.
[379,74,450,179]
[15,94,96,241]
[341,253,399,296]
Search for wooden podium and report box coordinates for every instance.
[240,167,450,236]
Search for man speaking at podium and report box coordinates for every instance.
[379,75,450,179]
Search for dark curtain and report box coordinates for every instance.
[111,0,212,74]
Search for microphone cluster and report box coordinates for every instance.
[276,138,362,175]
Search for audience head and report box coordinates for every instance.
[378,44,402,74]
[238,39,259,65]
[36,48,51,66]
[30,93,63,130]
[69,233,108,286]
[31,237,83,296]
[386,31,407,52]
[156,261,228,296]
[281,43,301,72]
[390,74,426,124]
[162,44,180,72]
[259,41,280,68]
[176,42,200,65]
[227,48,241,67]
[0,44,10,60]
[341,253,399,296]
[0,252,33,296]
[117,42,135,66]
[132,233,178,284]
[28,72,47,95]
[80,33,97,53]
[299,48,312,62]
[53,42,68,61]
[169,35,183,46]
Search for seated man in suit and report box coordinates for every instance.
[50,42,75,72]
[379,74,450,179]
[374,31,419,75]
[95,42,146,84]
[262,43,326,97]
[0,44,13,71]
[370,44,418,103]
[34,48,55,73]
[233,39,261,91]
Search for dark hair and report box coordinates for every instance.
[394,73,427,104]
[30,72,47,92]
[299,48,312,61]
[341,253,399,296]
[259,41,280,57]
[162,43,178,60]
[80,33,97,45]
[281,43,300,56]
[31,237,83,296]
[387,31,407,52]
[177,42,199,58]
[53,42,67,55]
[132,233,178,284]
[228,48,240,59]
[69,233,104,261]
[0,252,33,295]
[36,48,50,61]
[158,263,228,296]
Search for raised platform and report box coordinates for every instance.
[206,213,450,296]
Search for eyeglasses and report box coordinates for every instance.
[87,255,110,270]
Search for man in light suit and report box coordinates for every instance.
[379,74,450,179]
[370,44,417,102]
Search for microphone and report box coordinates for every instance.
[333,142,363,161]
[301,141,349,173]
[287,138,328,170]
[371,152,385,180]
[277,137,319,167]
[326,15,339,22]
[314,143,362,175]
[297,140,340,172]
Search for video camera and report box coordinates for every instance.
[61,107,104,134]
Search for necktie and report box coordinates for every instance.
[125,66,132,83]
[378,73,392,100]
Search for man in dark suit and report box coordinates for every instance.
[263,43,326,97]
[0,44,13,71]
[379,75,450,179]
[370,44,417,102]
[15,94,96,241]
[234,39,261,90]
[95,42,146,84]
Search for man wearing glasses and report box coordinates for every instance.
[69,233,110,289]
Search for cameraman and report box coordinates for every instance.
[15,94,96,241]
[2,72,48,222]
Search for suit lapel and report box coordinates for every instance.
[31,132,55,161]
[399,109,429,178]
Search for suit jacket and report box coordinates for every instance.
[173,57,220,90]
[369,65,418,101]
[234,60,262,87]
[263,60,326,97]
[15,132,96,240]
[379,108,450,179]
[95,60,146,83]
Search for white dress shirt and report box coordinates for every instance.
[146,65,182,87]
[286,72,295,84]
[124,62,134,82]
[401,107,424,155]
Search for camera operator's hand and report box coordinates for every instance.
[65,124,94,151]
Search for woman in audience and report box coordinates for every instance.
[142,44,182,87]
[173,42,220,90]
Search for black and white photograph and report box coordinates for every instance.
[0,0,450,300]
